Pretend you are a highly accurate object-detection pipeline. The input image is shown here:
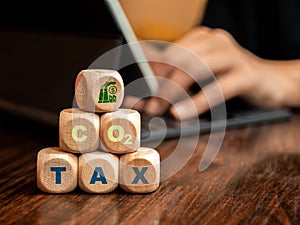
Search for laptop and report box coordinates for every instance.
[103,0,292,142]
[0,0,291,143]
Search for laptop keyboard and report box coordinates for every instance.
[140,108,292,142]
[140,112,211,140]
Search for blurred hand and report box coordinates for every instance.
[130,27,300,119]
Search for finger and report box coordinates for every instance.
[140,41,174,77]
[199,48,238,75]
[161,28,228,66]
[162,26,213,57]
[122,96,146,112]
[144,43,241,117]
[170,72,245,120]
[144,69,194,116]
[145,28,212,79]
[161,29,239,79]
[149,61,173,78]
[144,47,233,116]
[160,29,212,71]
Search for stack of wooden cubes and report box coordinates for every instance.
[37,70,160,194]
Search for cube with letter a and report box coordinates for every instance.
[59,108,100,153]
[100,109,140,154]
[79,152,119,193]
[119,147,160,193]
[37,147,78,193]
[75,69,124,113]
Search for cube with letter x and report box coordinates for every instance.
[119,147,160,193]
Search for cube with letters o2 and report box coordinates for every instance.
[100,109,141,154]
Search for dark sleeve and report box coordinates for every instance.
[202,0,300,60]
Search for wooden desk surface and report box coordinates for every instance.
[1,113,300,225]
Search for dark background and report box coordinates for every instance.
[0,0,299,131]
[203,0,300,60]
[0,0,119,35]
[1,0,300,59]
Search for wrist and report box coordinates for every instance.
[268,60,300,108]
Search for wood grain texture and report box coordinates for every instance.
[79,152,119,193]
[100,109,141,154]
[37,147,78,193]
[75,69,124,113]
[119,147,160,193]
[1,112,300,224]
[59,108,100,153]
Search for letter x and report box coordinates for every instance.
[131,167,149,184]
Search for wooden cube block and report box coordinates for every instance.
[75,69,124,113]
[59,108,100,153]
[79,152,119,193]
[100,109,141,154]
[37,147,78,193]
[119,147,160,193]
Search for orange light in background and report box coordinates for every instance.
[119,0,208,42]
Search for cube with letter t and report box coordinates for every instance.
[37,148,78,193]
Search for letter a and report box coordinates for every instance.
[90,167,108,184]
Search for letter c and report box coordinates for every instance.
[72,125,88,142]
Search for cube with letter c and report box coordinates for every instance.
[59,108,100,153]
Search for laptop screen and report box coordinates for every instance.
[0,0,132,125]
